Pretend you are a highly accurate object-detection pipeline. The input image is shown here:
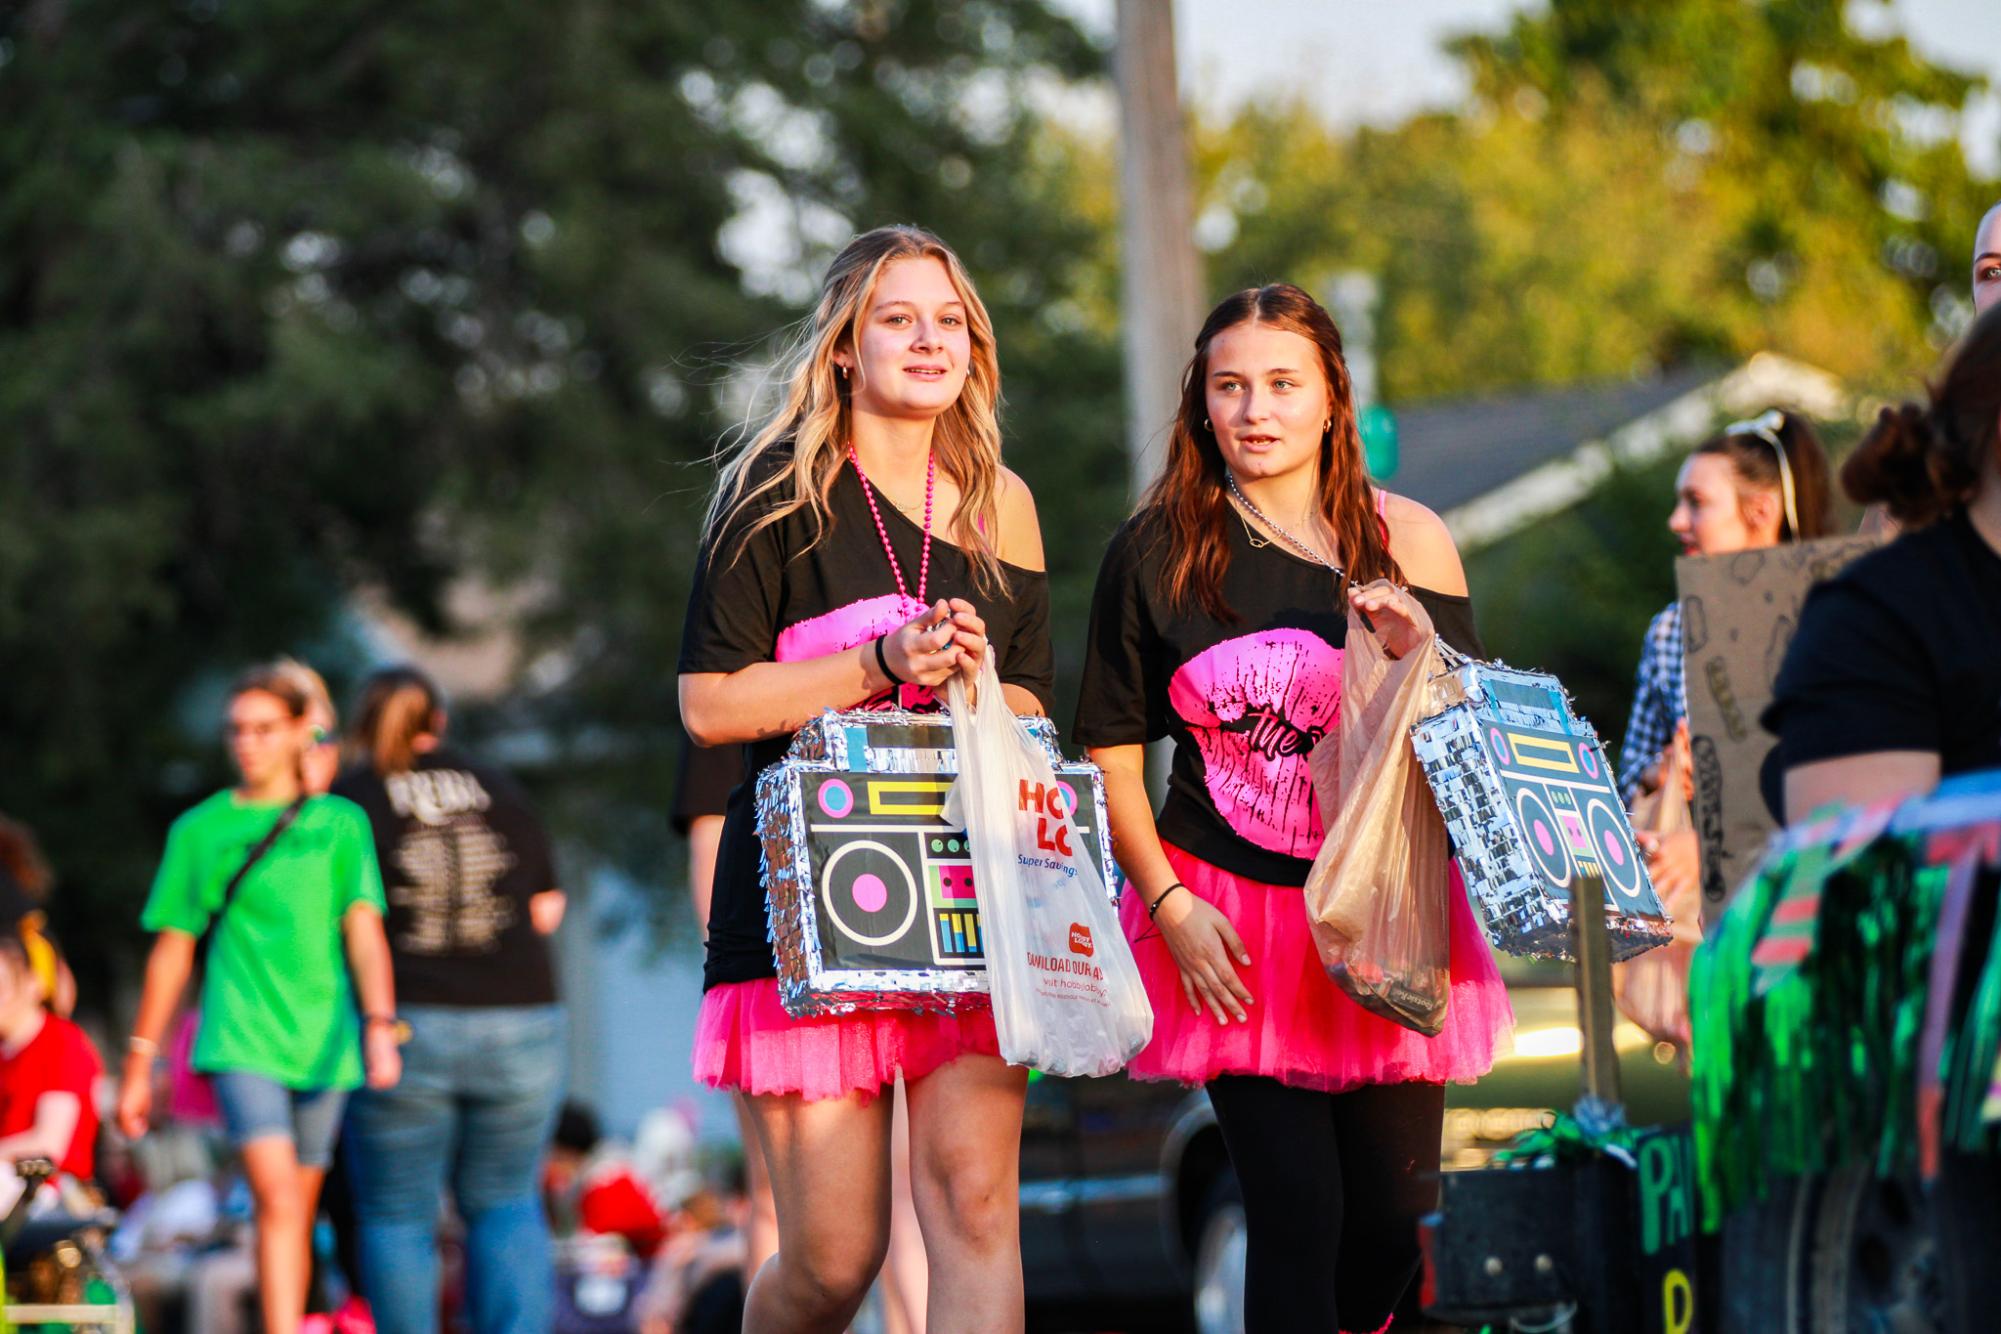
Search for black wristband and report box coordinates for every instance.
[874,634,905,686]
[1147,882,1188,919]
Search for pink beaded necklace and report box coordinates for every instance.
[847,444,935,618]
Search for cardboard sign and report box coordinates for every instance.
[1675,536,1882,911]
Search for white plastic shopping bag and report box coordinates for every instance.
[943,656,1153,1077]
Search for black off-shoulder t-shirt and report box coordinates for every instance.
[1072,508,1485,888]
[1765,510,2001,780]
[678,460,1056,991]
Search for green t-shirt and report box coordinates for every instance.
[142,791,386,1090]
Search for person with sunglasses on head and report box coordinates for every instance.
[118,660,399,1334]
[1617,411,1834,904]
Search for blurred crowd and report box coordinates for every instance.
[0,668,755,1334]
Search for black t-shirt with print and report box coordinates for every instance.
[1072,509,1485,888]
[331,748,560,1007]
[678,459,1057,991]
[1765,510,2001,780]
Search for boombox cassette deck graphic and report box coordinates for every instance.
[1411,658,1673,962]
[756,710,1117,1018]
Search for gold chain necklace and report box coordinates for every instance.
[1225,471,1343,573]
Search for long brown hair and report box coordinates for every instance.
[1141,284,1400,619]
[348,666,444,777]
[705,224,1007,592]
[1842,303,2001,527]
[1692,410,1835,541]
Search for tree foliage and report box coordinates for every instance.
[1198,0,1994,401]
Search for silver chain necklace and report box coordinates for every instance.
[1225,471,1343,573]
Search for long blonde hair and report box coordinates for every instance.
[704,224,1007,592]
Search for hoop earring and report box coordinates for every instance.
[1203,417,1213,432]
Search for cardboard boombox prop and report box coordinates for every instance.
[1412,657,1673,962]
[755,710,1116,1018]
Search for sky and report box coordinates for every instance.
[1055,0,2001,176]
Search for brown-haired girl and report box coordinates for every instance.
[677,224,1052,1333]
[1073,284,1511,1330]
[119,661,398,1334]
[331,664,569,1334]
[1770,302,2001,816]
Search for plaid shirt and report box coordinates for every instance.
[1618,600,1686,804]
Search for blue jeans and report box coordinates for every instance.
[344,1004,567,1334]
[209,1071,347,1168]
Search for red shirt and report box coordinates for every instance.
[0,1014,103,1180]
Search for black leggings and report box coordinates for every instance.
[1207,1075,1445,1333]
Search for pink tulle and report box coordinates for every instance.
[1123,844,1515,1093]
[692,979,1001,1105]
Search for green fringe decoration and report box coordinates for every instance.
[1946,888,2001,1152]
[1691,819,1964,1226]
[1492,1110,1640,1169]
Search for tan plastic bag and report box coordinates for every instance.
[1302,583,1455,1036]
[1611,736,1702,1049]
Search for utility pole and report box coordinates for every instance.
[1114,0,1203,498]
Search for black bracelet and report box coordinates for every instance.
[874,634,905,686]
[1146,882,1188,919]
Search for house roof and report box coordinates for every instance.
[1391,365,1721,516]
[1383,353,1850,550]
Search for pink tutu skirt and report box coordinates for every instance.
[692,978,1002,1104]
[1122,844,1515,1092]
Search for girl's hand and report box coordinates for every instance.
[1640,827,1702,911]
[1153,888,1254,1024]
[364,1024,403,1090]
[880,601,965,688]
[116,1061,153,1140]
[942,597,988,681]
[1347,581,1431,660]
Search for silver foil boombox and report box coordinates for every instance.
[1412,658,1673,962]
[755,709,1117,1019]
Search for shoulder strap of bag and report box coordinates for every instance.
[199,795,308,959]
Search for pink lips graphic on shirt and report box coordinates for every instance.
[775,593,938,708]
[1167,628,1343,858]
